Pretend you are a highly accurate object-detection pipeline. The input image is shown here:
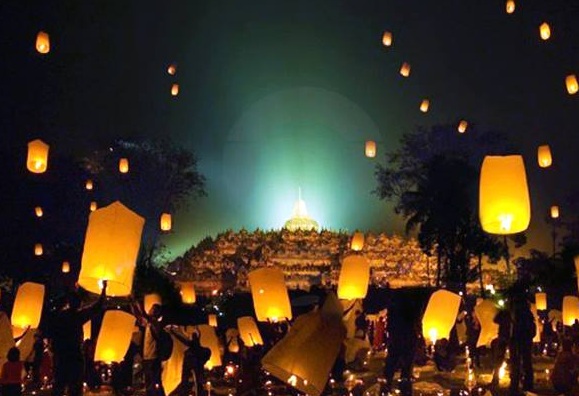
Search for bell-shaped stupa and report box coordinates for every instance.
[284,188,320,232]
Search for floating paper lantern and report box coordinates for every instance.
[422,290,461,344]
[171,84,179,96]
[61,261,70,273]
[400,62,411,77]
[237,316,263,347]
[458,120,468,134]
[539,22,551,40]
[78,201,145,297]
[382,31,393,47]
[83,321,92,340]
[27,139,49,174]
[249,268,292,322]
[420,99,430,113]
[208,314,218,327]
[167,64,177,75]
[365,141,376,158]
[35,31,50,54]
[160,213,172,231]
[537,145,552,168]
[536,292,547,311]
[506,0,515,14]
[566,75,578,95]
[337,255,370,300]
[180,282,196,304]
[85,179,94,190]
[474,300,499,347]
[119,158,129,174]
[162,331,187,394]
[350,232,364,251]
[479,155,531,235]
[563,296,579,326]
[34,243,43,256]
[34,206,43,218]
[198,324,222,369]
[95,310,136,363]
[144,293,162,314]
[90,201,97,212]
[11,282,45,332]
[550,205,560,219]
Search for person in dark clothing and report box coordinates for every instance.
[552,337,579,396]
[50,281,107,396]
[354,310,368,338]
[508,288,536,395]
[465,313,481,368]
[433,338,457,372]
[1,347,24,396]
[491,309,511,386]
[168,328,211,396]
[30,331,44,388]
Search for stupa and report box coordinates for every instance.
[284,188,320,232]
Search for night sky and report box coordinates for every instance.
[2,1,577,258]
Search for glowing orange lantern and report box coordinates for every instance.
[474,300,499,347]
[61,261,70,273]
[400,62,411,77]
[34,243,43,256]
[83,321,92,340]
[167,64,177,75]
[551,205,560,219]
[422,290,461,344]
[35,31,50,54]
[34,207,43,218]
[536,292,547,311]
[249,268,292,322]
[119,158,129,173]
[237,316,263,347]
[337,255,370,300]
[350,232,364,251]
[180,282,196,304]
[420,99,430,113]
[27,139,49,174]
[382,31,393,47]
[171,84,179,96]
[78,201,145,297]
[562,296,579,326]
[208,314,218,327]
[160,213,172,231]
[94,310,136,363]
[11,282,45,332]
[144,293,162,314]
[365,140,376,158]
[506,0,515,14]
[458,120,468,134]
[90,201,97,212]
[539,22,551,40]
[479,155,531,234]
[537,145,552,168]
[197,324,222,369]
[566,75,578,95]
[85,179,94,190]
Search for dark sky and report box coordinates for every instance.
[2,0,578,257]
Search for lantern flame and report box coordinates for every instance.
[428,328,438,344]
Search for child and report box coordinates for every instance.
[1,347,24,396]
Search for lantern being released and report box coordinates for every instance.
[458,120,468,134]
[566,75,578,95]
[144,293,162,314]
[562,296,579,326]
[506,0,515,14]
[536,292,547,311]
[350,232,364,251]
[198,324,222,369]
[400,62,411,77]
[422,290,461,344]
[537,145,552,168]
[11,282,45,332]
[539,22,551,40]
[479,155,531,235]
[78,201,145,297]
[551,205,560,219]
[365,141,376,158]
[180,282,196,304]
[249,268,292,322]
[382,31,393,47]
[95,310,136,363]
[160,213,172,231]
[337,255,370,300]
[35,31,50,54]
[474,300,499,347]
[27,139,49,174]
[119,158,129,173]
[237,316,263,347]
[420,99,430,113]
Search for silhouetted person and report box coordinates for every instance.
[508,288,535,395]
[434,338,456,372]
[491,309,511,386]
[1,347,24,396]
[168,328,211,396]
[552,337,579,396]
[50,281,107,396]
[465,313,481,368]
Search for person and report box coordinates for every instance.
[355,310,368,339]
[49,280,107,396]
[168,328,211,396]
[508,287,536,395]
[552,337,579,395]
[491,309,511,386]
[1,347,24,396]
[433,338,456,372]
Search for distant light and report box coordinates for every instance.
[35,206,43,218]
[171,83,179,96]
[365,141,376,158]
[550,205,560,219]
[539,22,551,41]
[498,299,505,307]
[505,0,515,14]
[167,64,177,76]
[85,179,94,190]
[566,74,578,95]
[420,99,430,113]
[400,62,411,77]
[35,31,50,54]
[382,31,393,47]
[458,120,468,133]
[537,145,552,168]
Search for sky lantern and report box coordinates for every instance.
[479,155,531,235]
[237,316,263,347]
[167,64,177,75]
[34,206,43,218]
[551,205,560,219]
[422,290,461,344]
[160,213,172,231]
[400,62,411,77]
[536,292,547,311]
[364,140,376,158]
[420,99,430,113]
[566,74,578,95]
[83,321,92,340]
[119,158,129,173]
[506,0,515,14]
[90,201,97,212]
[27,139,49,174]
[562,296,579,326]
[530,304,542,342]
[458,120,468,134]
[162,331,187,394]
[539,22,551,40]
[11,282,45,334]
[382,31,393,47]
[85,179,94,190]
[35,31,50,54]
[198,324,222,369]
[180,282,196,304]
[78,201,145,297]
[337,255,370,300]
[474,300,499,347]
[350,232,364,251]
[537,145,552,168]
[249,268,292,322]
[144,293,162,314]
[34,243,43,256]
[61,261,70,273]
[208,314,218,327]
[95,310,136,363]
[171,83,179,96]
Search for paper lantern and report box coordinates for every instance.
[337,255,370,300]
[119,158,129,173]
[539,22,551,40]
[365,141,376,158]
[27,139,49,173]
[350,232,364,251]
[537,145,552,168]
[400,62,411,77]
[458,120,468,134]
[550,205,559,219]
[167,64,177,75]
[249,268,292,322]
[237,316,263,347]
[162,331,187,394]
[208,314,218,327]
[171,84,179,96]
[506,0,515,14]
[422,290,461,344]
[420,99,430,113]
[261,293,346,396]
[83,321,92,340]
[382,31,393,47]
[85,179,94,190]
[160,213,172,231]
[34,243,43,256]
[61,261,70,273]
[198,324,222,369]
[549,309,562,330]
[474,300,499,347]
[562,296,579,326]
[35,31,50,54]
[479,155,531,235]
[144,293,162,314]
[530,304,542,342]
[566,75,578,95]
[180,281,196,304]
[34,206,43,218]
[535,292,547,311]
[95,310,136,363]
[11,282,45,332]
[90,201,97,212]
[78,201,145,297]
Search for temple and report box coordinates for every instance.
[283,188,320,232]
